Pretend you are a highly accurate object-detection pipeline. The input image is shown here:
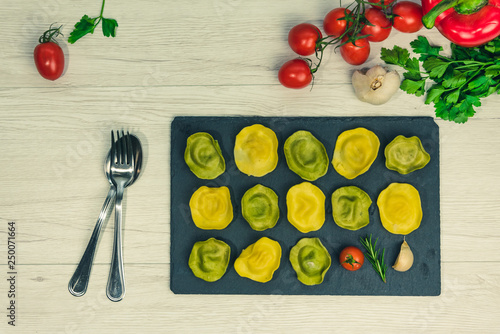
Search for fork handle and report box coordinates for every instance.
[68,186,116,297]
[106,184,125,302]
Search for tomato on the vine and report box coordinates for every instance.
[34,26,65,81]
[361,8,392,42]
[288,23,322,56]
[339,246,364,271]
[392,1,423,33]
[368,0,396,8]
[323,8,352,38]
[339,37,370,65]
[278,59,312,89]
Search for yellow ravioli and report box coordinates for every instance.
[234,124,279,177]
[286,182,326,233]
[234,237,282,283]
[332,127,380,179]
[189,186,233,230]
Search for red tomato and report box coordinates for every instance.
[34,41,64,81]
[324,8,352,38]
[361,8,392,42]
[392,1,423,33]
[288,23,322,56]
[368,0,396,8]
[278,59,312,89]
[339,246,364,271]
[339,37,370,65]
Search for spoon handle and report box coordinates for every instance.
[106,184,125,302]
[68,186,116,297]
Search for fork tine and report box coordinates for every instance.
[120,130,126,165]
[116,131,122,164]
[111,130,116,164]
[126,131,133,166]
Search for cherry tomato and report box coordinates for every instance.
[339,246,364,271]
[361,8,392,42]
[339,37,370,65]
[288,23,322,56]
[278,59,312,89]
[368,0,396,8]
[324,8,352,38]
[392,1,423,33]
[34,26,65,81]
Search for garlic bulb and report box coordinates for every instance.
[392,239,414,272]
[352,65,400,105]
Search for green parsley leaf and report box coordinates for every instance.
[442,71,468,88]
[410,36,442,61]
[401,79,426,96]
[68,0,118,44]
[380,46,410,66]
[102,17,118,37]
[445,89,460,104]
[423,58,450,79]
[425,84,445,104]
[68,15,96,44]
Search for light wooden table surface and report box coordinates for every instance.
[1,0,499,333]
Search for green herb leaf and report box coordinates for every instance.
[442,71,468,88]
[423,58,450,79]
[102,17,118,37]
[445,89,460,104]
[410,36,442,61]
[401,79,426,96]
[68,15,97,44]
[425,84,445,104]
[381,46,410,66]
[68,0,118,44]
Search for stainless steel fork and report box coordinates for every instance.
[106,131,135,302]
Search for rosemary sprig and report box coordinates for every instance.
[359,235,387,283]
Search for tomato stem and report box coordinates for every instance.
[38,24,63,44]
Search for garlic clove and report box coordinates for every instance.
[352,65,400,105]
[392,239,414,272]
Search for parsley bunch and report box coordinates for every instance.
[381,36,500,123]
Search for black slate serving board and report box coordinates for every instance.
[170,116,440,296]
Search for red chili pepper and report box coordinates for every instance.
[422,0,500,47]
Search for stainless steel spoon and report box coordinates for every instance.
[68,134,142,297]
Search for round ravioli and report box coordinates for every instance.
[234,237,282,283]
[284,130,329,181]
[332,127,380,179]
[290,238,331,285]
[189,186,233,230]
[385,135,430,174]
[234,124,278,177]
[286,182,326,233]
[241,184,279,231]
[332,186,372,230]
[184,132,225,179]
[377,183,422,235]
[188,238,231,282]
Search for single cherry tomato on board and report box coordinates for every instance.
[368,0,396,8]
[278,59,313,89]
[339,37,370,65]
[323,8,352,38]
[392,1,423,33]
[34,25,65,81]
[339,246,365,271]
[361,8,392,42]
[288,23,322,56]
